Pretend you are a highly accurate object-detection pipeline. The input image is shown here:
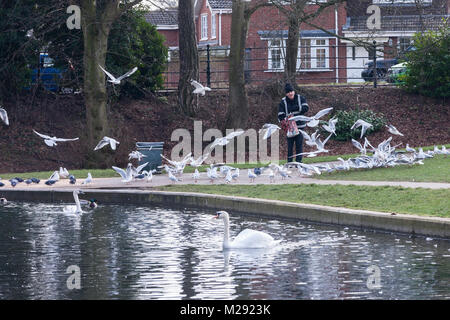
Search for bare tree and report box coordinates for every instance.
[80,0,143,166]
[225,0,272,129]
[177,0,199,116]
[270,0,347,84]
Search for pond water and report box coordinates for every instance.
[0,202,449,300]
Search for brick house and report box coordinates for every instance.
[343,0,450,82]
[146,0,449,87]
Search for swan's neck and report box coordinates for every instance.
[74,193,82,213]
[222,215,231,248]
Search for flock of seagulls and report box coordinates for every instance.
[156,105,447,184]
[0,76,447,202]
[3,103,445,188]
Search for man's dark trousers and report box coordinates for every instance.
[287,134,303,163]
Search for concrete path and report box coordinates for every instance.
[3,173,449,190]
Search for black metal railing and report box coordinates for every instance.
[162,41,403,90]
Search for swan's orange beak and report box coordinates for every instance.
[213,214,218,219]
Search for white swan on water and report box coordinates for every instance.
[214,211,280,249]
[63,190,84,214]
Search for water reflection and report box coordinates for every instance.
[0,202,448,299]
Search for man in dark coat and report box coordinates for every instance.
[278,83,309,163]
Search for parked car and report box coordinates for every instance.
[387,62,409,83]
[361,58,398,82]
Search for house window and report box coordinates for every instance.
[268,39,284,70]
[297,38,328,69]
[352,46,356,60]
[201,14,208,40]
[267,38,329,71]
[300,39,311,69]
[398,37,411,53]
[315,39,326,68]
[211,14,216,39]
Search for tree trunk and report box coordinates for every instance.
[81,1,113,167]
[225,0,250,130]
[178,0,199,117]
[285,15,299,85]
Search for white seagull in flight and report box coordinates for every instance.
[33,129,79,147]
[94,136,120,151]
[0,107,9,125]
[290,107,333,127]
[351,119,373,139]
[128,150,147,161]
[190,79,211,96]
[209,130,245,150]
[259,123,281,140]
[112,163,134,183]
[386,124,404,136]
[98,65,138,85]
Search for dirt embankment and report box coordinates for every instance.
[0,86,448,173]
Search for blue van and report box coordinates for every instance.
[28,53,63,92]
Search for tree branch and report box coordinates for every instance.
[120,0,144,14]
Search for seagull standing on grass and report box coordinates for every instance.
[206,167,219,183]
[94,136,120,151]
[225,170,233,184]
[0,107,9,125]
[248,169,257,183]
[193,169,200,183]
[33,130,79,147]
[168,170,181,183]
[405,144,416,153]
[231,168,240,181]
[190,79,211,96]
[59,167,70,179]
[98,65,138,85]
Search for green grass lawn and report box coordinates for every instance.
[157,184,450,218]
[315,154,450,183]
[0,169,117,180]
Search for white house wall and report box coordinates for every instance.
[346,45,368,83]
